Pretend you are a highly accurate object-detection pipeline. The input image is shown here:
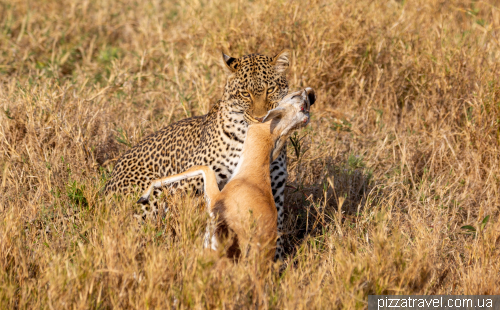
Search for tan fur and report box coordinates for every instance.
[104,51,291,203]
[138,89,314,261]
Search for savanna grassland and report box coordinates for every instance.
[1,0,500,308]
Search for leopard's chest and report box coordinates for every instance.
[194,117,248,189]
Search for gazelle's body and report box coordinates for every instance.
[138,89,315,261]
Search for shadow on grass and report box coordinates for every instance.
[282,155,379,258]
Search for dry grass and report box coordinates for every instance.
[1,0,500,308]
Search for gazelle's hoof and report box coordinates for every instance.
[137,197,149,205]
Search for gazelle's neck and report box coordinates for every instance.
[229,121,279,181]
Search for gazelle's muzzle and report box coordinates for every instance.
[259,87,316,123]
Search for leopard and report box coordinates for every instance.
[104,50,314,260]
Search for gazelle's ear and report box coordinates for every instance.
[221,52,239,73]
[304,87,316,106]
[262,107,286,123]
[271,49,290,74]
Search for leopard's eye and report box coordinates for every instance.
[240,91,251,98]
[267,87,276,94]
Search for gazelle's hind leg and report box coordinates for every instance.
[203,216,219,250]
[137,181,164,205]
[137,165,223,250]
[137,165,220,205]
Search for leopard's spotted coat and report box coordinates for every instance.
[105,51,292,260]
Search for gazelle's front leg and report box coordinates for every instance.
[270,147,288,261]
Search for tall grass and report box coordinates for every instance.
[1,0,499,308]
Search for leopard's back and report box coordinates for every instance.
[104,115,206,195]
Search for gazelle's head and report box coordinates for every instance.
[261,87,316,160]
[262,87,316,136]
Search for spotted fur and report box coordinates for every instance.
[104,51,291,260]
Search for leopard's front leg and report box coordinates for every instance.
[270,147,288,261]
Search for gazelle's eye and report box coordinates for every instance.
[240,91,251,98]
[267,87,276,94]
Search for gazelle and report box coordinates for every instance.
[137,88,315,260]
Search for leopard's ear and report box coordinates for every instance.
[271,49,290,74]
[221,52,239,73]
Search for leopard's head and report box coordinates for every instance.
[221,51,290,121]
